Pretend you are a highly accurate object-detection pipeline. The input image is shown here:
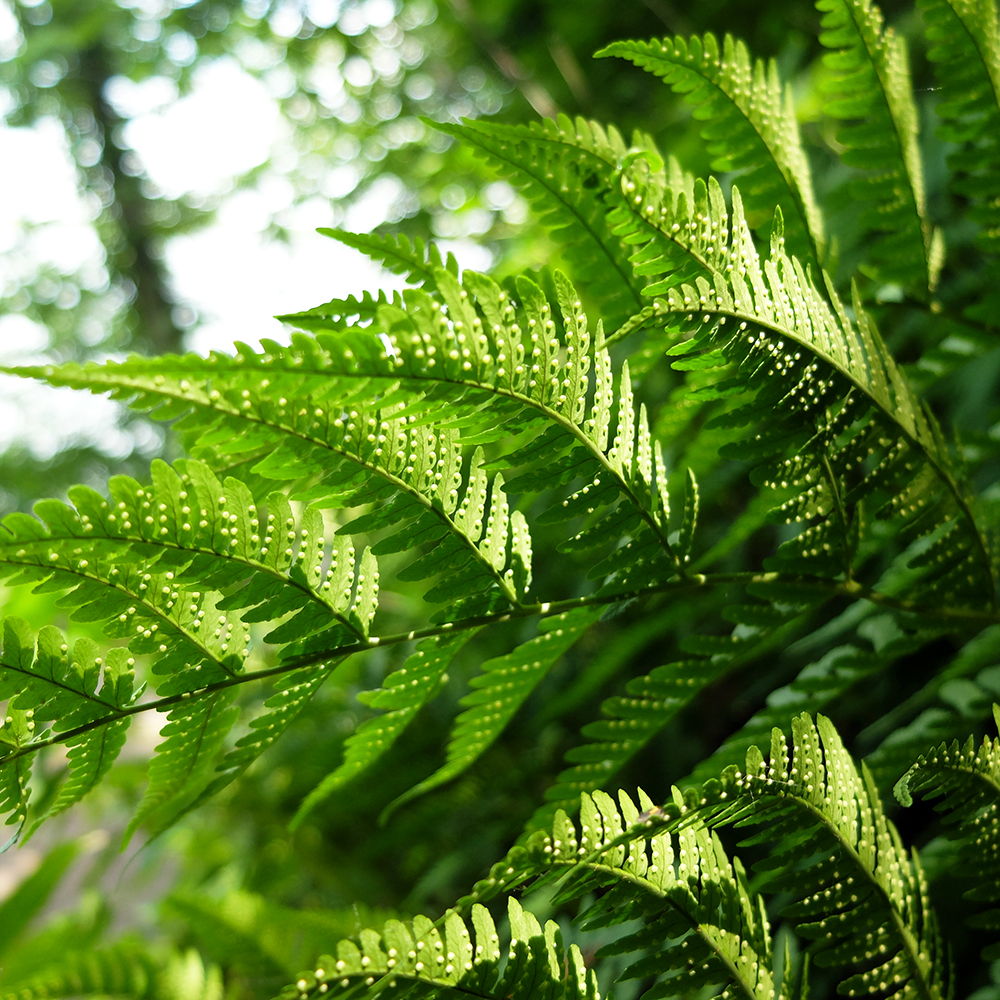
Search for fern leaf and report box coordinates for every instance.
[677,714,949,1000]
[920,0,1000,252]
[316,228,459,287]
[0,944,161,1000]
[9,360,522,617]
[0,620,138,830]
[432,115,645,327]
[291,633,477,828]
[277,897,599,1000]
[529,593,813,830]
[467,789,780,1000]
[276,289,403,334]
[817,0,942,290]
[599,34,825,268]
[894,709,1000,957]
[642,186,994,606]
[384,608,599,816]
[122,687,240,846]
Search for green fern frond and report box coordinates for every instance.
[640,186,994,605]
[529,590,817,831]
[0,619,136,831]
[290,632,475,828]
[431,115,645,327]
[316,228,459,288]
[920,0,1000,253]
[817,0,942,290]
[7,359,523,617]
[466,788,782,1000]
[894,707,1000,957]
[276,897,599,1000]
[709,714,947,1000]
[276,289,403,335]
[122,687,240,846]
[385,607,599,815]
[0,942,162,1000]
[598,33,826,269]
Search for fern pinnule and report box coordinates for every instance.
[599,32,826,271]
[817,0,943,291]
[920,0,1000,254]
[277,898,599,1000]
[383,607,599,816]
[314,228,459,289]
[528,593,814,832]
[894,707,1000,957]
[431,115,644,328]
[276,288,403,335]
[290,632,475,828]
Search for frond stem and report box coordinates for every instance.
[6,571,997,765]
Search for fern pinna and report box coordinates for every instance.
[2,0,1000,995]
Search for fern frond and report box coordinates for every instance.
[277,897,599,1000]
[529,589,818,830]
[431,115,646,328]
[7,360,523,617]
[636,185,995,606]
[699,714,947,1000]
[276,289,403,335]
[818,0,943,291]
[0,944,162,1000]
[466,788,781,1000]
[290,632,474,828]
[894,707,1000,956]
[598,34,826,269]
[385,607,599,815]
[920,0,1000,252]
[11,262,692,602]
[316,228,459,288]
[122,688,240,845]
[0,619,137,831]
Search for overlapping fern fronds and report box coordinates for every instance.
[598,33,825,270]
[459,713,948,1000]
[276,897,599,1000]
[895,705,1000,956]
[817,0,944,291]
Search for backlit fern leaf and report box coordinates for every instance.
[465,788,781,1000]
[598,33,825,269]
[920,0,1000,252]
[276,288,403,335]
[277,897,599,1000]
[315,228,459,288]
[639,185,995,606]
[817,0,944,290]
[290,632,475,828]
[9,356,522,618]
[123,686,240,846]
[675,714,949,1000]
[0,620,136,832]
[894,706,1000,957]
[385,607,599,816]
[432,115,645,328]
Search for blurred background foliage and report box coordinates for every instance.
[2,0,998,997]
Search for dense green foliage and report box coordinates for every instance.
[2,0,1000,996]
